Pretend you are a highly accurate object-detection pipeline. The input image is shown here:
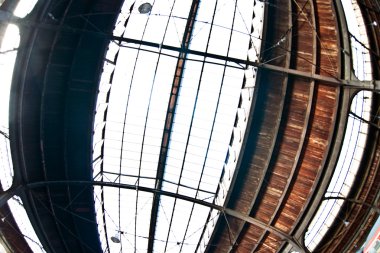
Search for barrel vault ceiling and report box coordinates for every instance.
[0,0,379,252]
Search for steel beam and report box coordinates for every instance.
[0,180,308,252]
[147,1,200,251]
[9,18,380,90]
[322,196,380,214]
[350,111,380,131]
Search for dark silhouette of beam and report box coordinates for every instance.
[147,1,200,251]
[0,180,309,252]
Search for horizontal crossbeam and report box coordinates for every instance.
[7,17,379,91]
[0,180,309,252]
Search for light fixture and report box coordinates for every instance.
[110,233,121,243]
[138,3,152,14]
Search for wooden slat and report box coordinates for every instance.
[241,0,341,252]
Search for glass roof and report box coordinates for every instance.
[0,23,18,192]
[6,197,46,252]
[305,91,372,251]
[343,0,372,81]
[0,0,376,252]
[93,0,264,252]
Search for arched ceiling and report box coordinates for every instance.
[0,0,380,252]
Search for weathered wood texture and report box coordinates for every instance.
[207,0,291,251]
[252,0,340,251]
[316,0,380,251]
[208,0,341,252]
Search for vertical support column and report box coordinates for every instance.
[147,1,199,251]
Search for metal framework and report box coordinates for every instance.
[147,1,200,251]
[6,15,380,90]
[2,0,380,252]
[0,180,309,253]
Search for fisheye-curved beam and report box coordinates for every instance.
[0,180,308,252]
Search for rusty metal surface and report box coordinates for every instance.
[208,0,342,252]
[4,0,378,252]
[266,0,341,250]
[206,0,292,251]
[314,0,380,251]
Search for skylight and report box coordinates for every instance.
[343,0,372,81]
[0,23,17,192]
[305,91,371,251]
[6,197,46,253]
[13,0,38,18]
[93,0,265,252]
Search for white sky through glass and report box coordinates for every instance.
[93,0,264,252]
[304,0,373,250]
[0,0,375,252]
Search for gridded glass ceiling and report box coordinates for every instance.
[305,91,372,251]
[93,0,264,252]
[343,0,373,81]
